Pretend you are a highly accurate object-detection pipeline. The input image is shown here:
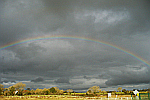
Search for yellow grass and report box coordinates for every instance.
[0,95,134,100]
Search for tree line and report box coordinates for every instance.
[0,83,150,96]
[0,82,72,96]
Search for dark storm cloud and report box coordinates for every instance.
[1,80,9,83]
[105,66,150,86]
[10,81,16,83]
[0,0,149,43]
[55,77,70,84]
[83,76,91,80]
[97,74,110,79]
[0,0,150,91]
[0,80,16,84]
[31,77,44,83]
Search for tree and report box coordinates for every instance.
[53,87,63,95]
[98,89,102,93]
[87,90,92,93]
[35,88,42,95]
[126,90,130,94]
[9,86,16,96]
[30,89,35,95]
[122,89,127,93]
[0,84,4,95]
[117,87,122,92]
[88,86,100,94]
[42,88,49,95]
[102,90,107,94]
[13,82,26,96]
[54,87,60,94]
[58,90,64,95]
[13,82,26,90]
[4,88,9,96]
[49,87,56,94]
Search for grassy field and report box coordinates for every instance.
[0,95,136,100]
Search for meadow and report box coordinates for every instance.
[0,95,136,100]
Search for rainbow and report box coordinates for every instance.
[0,35,150,67]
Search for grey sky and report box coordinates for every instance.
[0,0,150,92]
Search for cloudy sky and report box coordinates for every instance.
[0,0,150,92]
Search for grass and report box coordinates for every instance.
[0,95,135,100]
[115,92,125,95]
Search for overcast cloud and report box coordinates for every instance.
[0,0,150,92]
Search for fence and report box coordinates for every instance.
[139,93,150,100]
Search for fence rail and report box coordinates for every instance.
[139,93,150,100]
